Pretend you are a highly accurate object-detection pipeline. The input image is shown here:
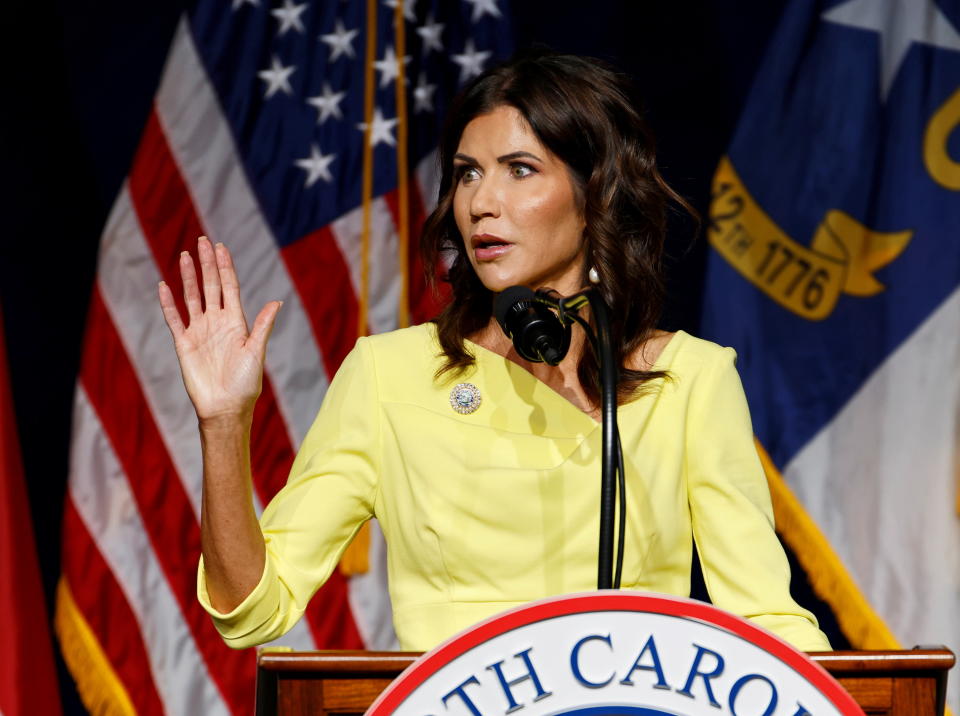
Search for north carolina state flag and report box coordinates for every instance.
[0,304,62,716]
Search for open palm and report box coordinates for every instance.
[158,237,281,423]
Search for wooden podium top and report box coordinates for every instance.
[256,648,955,715]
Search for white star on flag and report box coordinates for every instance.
[463,0,501,23]
[417,14,445,54]
[258,55,296,98]
[306,84,346,124]
[294,144,336,187]
[271,0,308,36]
[823,0,960,100]
[373,45,412,89]
[358,108,399,147]
[384,0,417,23]
[452,39,491,83]
[320,19,359,61]
[413,74,437,113]
[231,0,258,9]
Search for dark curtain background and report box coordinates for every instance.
[6,2,845,712]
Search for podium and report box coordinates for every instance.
[255,648,955,715]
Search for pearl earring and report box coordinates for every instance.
[588,266,600,284]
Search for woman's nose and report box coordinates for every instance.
[469,177,499,220]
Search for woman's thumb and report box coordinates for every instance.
[249,300,282,359]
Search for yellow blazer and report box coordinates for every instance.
[198,324,829,652]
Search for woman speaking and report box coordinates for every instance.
[158,52,830,653]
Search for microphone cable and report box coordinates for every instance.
[558,295,626,589]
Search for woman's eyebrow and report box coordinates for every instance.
[454,151,544,164]
[497,151,542,163]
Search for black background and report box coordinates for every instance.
[4,2,847,712]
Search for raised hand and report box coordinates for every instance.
[158,236,281,425]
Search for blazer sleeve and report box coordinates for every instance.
[197,337,380,648]
[685,346,831,651]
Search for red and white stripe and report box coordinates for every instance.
[68,388,229,715]
[63,12,442,713]
[155,21,332,442]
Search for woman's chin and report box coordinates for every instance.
[473,263,580,295]
[474,267,523,294]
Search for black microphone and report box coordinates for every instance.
[493,286,570,365]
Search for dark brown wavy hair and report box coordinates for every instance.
[421,51,695,405]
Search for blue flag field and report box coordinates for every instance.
[702,0,960,710]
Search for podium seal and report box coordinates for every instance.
[368,592,864,715]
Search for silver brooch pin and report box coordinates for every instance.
[449,382,481,414]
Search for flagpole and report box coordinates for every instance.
[394,0,410,329]
[358,0,378,339]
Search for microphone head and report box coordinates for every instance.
[493,285,536,334]
[493,286,569,365]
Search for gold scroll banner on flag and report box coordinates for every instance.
[923,87,960,191]
[708,156,913,321]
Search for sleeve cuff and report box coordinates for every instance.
[750,614,833,652]
[196,555,281,646]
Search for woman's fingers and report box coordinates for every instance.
[198,236,223,312]
[158,281,185,339]
[216,242,244,320]
[180,250,203,321]
[248,301,282,362]
[169,239,274,354]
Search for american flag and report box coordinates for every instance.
[55,0,513,712]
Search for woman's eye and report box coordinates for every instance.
[509,163,535,178]
[457,166,480,183]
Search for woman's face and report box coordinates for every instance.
[453,105,587,296]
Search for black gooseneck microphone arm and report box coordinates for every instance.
[496,287,625,590]
[557,291,622,590]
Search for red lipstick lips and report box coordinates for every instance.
[472,234,512,261]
